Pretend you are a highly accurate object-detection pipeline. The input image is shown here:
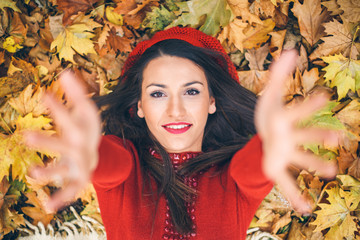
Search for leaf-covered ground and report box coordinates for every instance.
[0,0,359,239]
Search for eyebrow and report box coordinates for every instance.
[145,81,204,89]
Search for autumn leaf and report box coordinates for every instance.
[292,0,329,46]
[336,99,360,140]
[168,0,232,36]
[57,0,99,26]
[218,18,248,52]
[51,14,102,63]
[337,0,360,23]
[0,0,20,13]
[8,85,48,117]
[250,0,276,19]
[242,19,275,50]
[311,186,357,239]
[0,113,53,181]
[227,0,262,24]
[310,19,360,60]
[269,29,286,60]
[322,54,360,100]
[22,191,53,225]
[321,0,342,16]
[142,4,177,35]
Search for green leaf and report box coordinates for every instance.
[142,5,177,35]
[168,0,232,36]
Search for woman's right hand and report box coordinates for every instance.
[25,71,102,212]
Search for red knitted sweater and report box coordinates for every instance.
[91,134,273,240]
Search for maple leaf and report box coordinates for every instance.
[322,0,343,16]
[292,0,329,46]
[8,85,48,117]
[168,0,232,36]
[245,44,269,71]
[337,175,360,211]
[322,54,360,100]
[142,5,177,35]
[269,29,286,60]
[337,0,360,23]
[57,0,99,26]
[250,0,276,19]
[238,70,268,94]
[337,147,356,175]
[227,0,262,24]
[336,99,360,141]
[310,19,360,60]
[242,19,275,50]
[22,191,53,225]
[0,0,21,13]
[218,18,248,52]
[311,186,357,239]
[0,113,54,181]
[50,14,102,63]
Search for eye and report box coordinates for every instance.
[150,91,165,98]
[186,89,200,95]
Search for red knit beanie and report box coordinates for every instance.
[122,26,239,82]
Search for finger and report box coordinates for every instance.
[276,172,312,214]
[30,163,69,182]
[24,131,69,154]
[291,151,338,179]
[262,50,298,107]
[294,128,339,147]
[288,94,330,122]
[42,93,77,132]
[45,181,84,212]
[60,70,89,105]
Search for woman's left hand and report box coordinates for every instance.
[255,50,338,214]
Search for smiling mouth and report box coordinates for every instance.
[162,123,192,134]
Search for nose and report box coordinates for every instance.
[166,95,186,118]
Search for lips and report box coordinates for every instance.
[162,122,192,134]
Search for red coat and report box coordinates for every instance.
[91,135,273,240]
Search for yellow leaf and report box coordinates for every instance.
[50,15,102,63]
[2,36,23,53]
[8,85,49,117]
[311,186,355,237]
[0,0,21,13]
[22,191,53,225]
[16,113,52,131]
[336,100,360,140]
[218,18,248,52]
[106,6,123,26]
[324,214,357,240]
[322,54,360,100]
[242,19,275,50]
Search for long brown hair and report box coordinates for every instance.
[96,39,257,234]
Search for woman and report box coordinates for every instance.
[27,27,338,239]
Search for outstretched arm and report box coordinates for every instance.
[255,50,338,214]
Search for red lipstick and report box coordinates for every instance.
[162,122,192,134]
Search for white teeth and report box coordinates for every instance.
[165,124,189,129]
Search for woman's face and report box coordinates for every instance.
[137,56,216,153]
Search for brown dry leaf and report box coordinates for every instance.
[250,0,276,18]
[22,191,53,225]
[105,26,133,53]
[0,50,5,65]
[271,211,291,234]
[284,68,302,99]
[273,2,290,28]
[301,67,319,94]
[337,147,356,174]
[227,0,262,24]
[242,19,275,50]
[288,220,324,240]
[8,84,48,117]
[310,18,360,60]
[218,18,248,52]
[245,44,269,71]
[238,70,268,94]
[296,44,308,72]
[97,24,111,49]
[269,29,286,60]
[29,45,61,75]
[338,0,360,23]
[8,12,28,41]
[292,0,329,46]
[322,0,343,16]
[348,157,360,180]
[336,100,360,140]
[57,0,99,26]
[0,102,19,132]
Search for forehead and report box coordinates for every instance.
[142,56,207,87]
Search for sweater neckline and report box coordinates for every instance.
[149,148,201,165]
